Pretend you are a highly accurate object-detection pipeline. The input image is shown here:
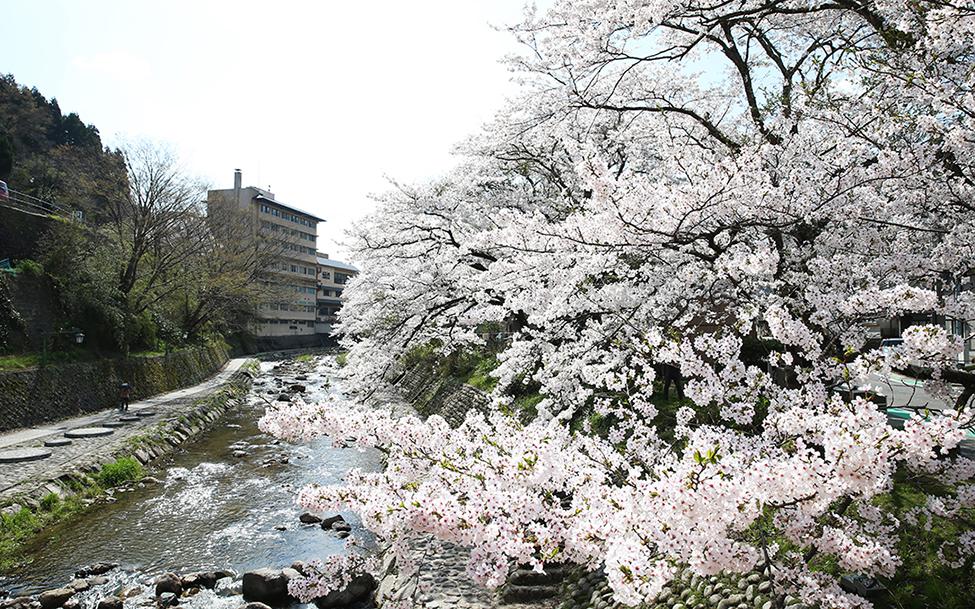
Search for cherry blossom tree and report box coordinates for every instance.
[262,0,975,607]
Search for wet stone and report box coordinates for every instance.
[43,438,73,448]
[65,427,114,439]
[119,415,140,422]
[0,448,52,463]
[101,421,125,428]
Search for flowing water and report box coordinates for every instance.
[1,355,382,607]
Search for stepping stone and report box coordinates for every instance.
[119,415,140,422]
[135,411,156,417]
[0,448,52,463]
[44,438,73,447]
[65,427,114,439]
[102,421,125,428]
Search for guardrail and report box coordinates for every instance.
[1,188,82,221]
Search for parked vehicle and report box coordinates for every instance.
[0,180,8,200]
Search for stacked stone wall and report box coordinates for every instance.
[394,364,490,426]
[0,342,230,432]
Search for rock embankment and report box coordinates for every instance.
[1,561,376,609]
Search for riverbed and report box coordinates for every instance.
[1,355,382,607]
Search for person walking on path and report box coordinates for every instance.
[118,382,132,412]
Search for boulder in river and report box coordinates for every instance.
[242,568,300,605]
[118,584,142,599]
[276,394,292,402]
[313,574,376,609]
[331,520,352,532]
[95,598,123,609]
[75,562,118,578]
[38,588,75,609]
[299,512,322,524]
[288,384,306,393]
[181,570,229,590]
[320,515,345,529]
[236,604,273,609]
[154,572,183,597]
[0,596,34,608]
[67,580,88,593]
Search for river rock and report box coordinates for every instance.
[288,384,306,393]
[154,573,182,596]
[242,568,297,605]
[181,571,227,590]
[158,592,179,607]
[313,574,376,609]
[0,596,34,608]
[75,563,118,578]
[299,512,322,524]
[216,578,243,597]
[119,584,143,599]
[95,598,123,609]
[320,515,345,529]
[61,600,79,609]
[67,580,88,593]
[276,394,292,402]
[236,604,273,609]
[38,588,75,609]
[331,520,351,532]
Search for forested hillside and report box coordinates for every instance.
[0,73,127,222]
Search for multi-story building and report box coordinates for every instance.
[207,170,323,339]
[316,252,358,335]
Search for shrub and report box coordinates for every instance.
[96,456,143,488]
[13,259,44,277]
[38,492,60,511]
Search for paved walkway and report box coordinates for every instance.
[0,358,248,502]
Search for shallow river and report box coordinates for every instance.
[1,355,382,606]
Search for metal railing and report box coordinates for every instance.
[1,187,81,220]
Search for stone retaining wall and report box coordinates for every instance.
[0,205,56,261]
[0,360,258,513]
[0,343,230,433]
[394,364,490,427]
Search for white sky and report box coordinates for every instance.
[4,1,529,258]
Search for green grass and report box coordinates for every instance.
[335,352,348,367]
[0,491,88,570]
[95,456,143,488]
[0,347,98,370]
[465,355,499,392]
[295,353,314,363]
[871,478,975,609]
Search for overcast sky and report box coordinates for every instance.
[4,1,529,258]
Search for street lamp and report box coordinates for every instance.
[41,328,85,366]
